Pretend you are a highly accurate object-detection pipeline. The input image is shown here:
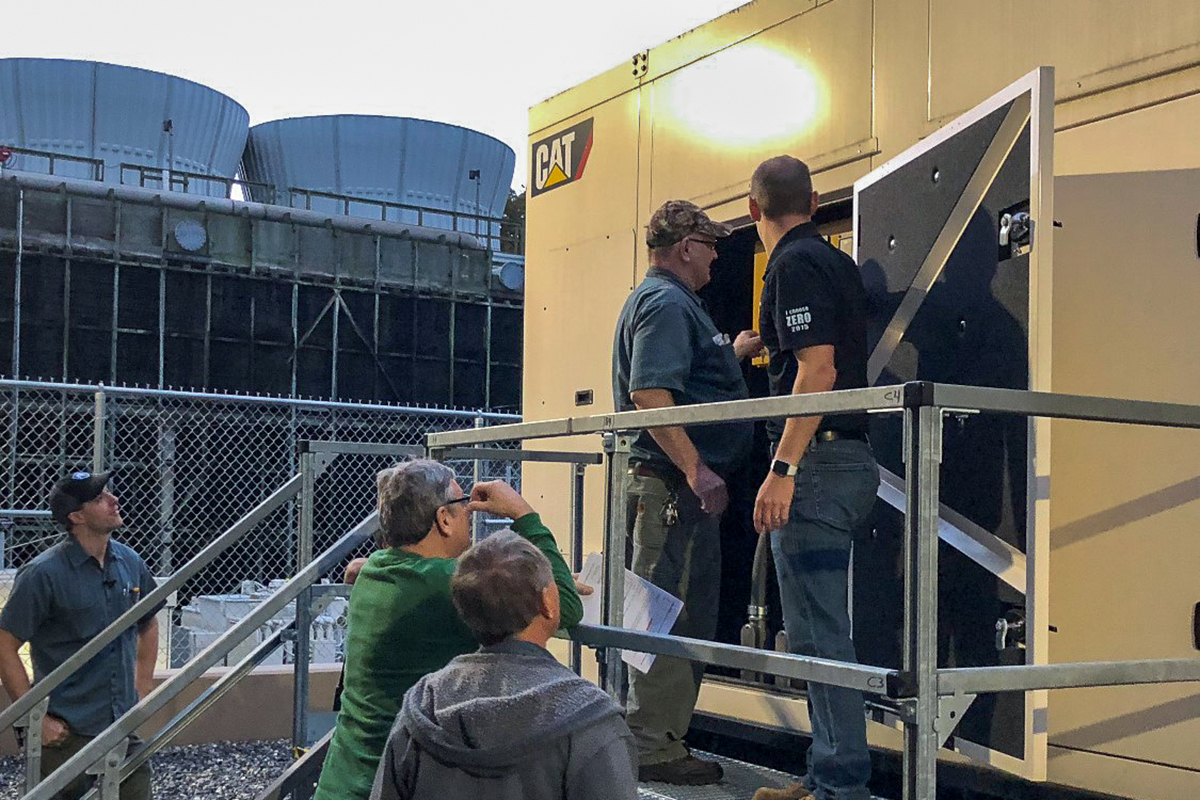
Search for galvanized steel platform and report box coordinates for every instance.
[637,752,887,800]
[637,750,801,800]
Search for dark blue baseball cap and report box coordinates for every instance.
[49,470,114,526]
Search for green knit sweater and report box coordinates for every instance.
[314,513,583,800]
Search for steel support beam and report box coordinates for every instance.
[903,406,943,800]
[426,385,906,448]
[601,433,632,702]
[939,658,1200,694]
[568,462,586,676]
[570,625,895,694]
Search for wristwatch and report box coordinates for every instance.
[771,458,798,477]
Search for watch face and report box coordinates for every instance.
[772,459,793,477]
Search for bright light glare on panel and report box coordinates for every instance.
[661,45,822,147]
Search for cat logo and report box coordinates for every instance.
[530,118,593,198]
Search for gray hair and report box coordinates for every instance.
[451,530,554,646]
[375,459,457,548]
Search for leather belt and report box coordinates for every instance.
[630,464,682,486]
[814,429,868,444]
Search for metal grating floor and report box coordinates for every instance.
[637,750,802,800]
[637,752,889,800]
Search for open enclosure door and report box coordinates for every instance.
[852,67,1054,779]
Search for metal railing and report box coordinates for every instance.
[11,432,535,799]
[0,378,519,668]
[18,509,378,800]
[0,146,105,182]
[118,163,275,201]
[287,440,601,753]
[1,145,524,255]
[424,382,1200,800]
[8,474,302,797]
[287,187,522,253]
[14,382,1197,799]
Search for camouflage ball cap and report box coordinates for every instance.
[646,200,732,247]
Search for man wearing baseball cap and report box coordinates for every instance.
[611,200,761,784]
[0,469,160,799]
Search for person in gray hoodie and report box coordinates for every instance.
[370,528,638,800]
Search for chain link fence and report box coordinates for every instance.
[0,379,519,668]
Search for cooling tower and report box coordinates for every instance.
[241,115,514,225]
[0,58,249,196]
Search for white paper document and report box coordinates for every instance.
[577,552,683,673]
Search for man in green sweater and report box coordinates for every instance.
[314,460,584,800]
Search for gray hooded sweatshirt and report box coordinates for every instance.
[370,639,637,800]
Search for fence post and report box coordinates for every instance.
[471,416,484,543]
[293,449,316,753]
[92,388,106,472]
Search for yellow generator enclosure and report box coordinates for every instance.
[523,3,1200,798]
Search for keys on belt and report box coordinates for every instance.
[630,464,680,528]
[661,497,679,527]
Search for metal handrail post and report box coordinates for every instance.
[20,697,48,793]
[20,512,378,800]
[293,452,316,750]
[568,462,586,675]
[78,630,288,800]
[903,405,942,800]
[92,739,127,800]
[601,433,632,702]
[0,474,304,733]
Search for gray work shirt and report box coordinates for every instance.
[0,536,160,736]
[612,267,752,476]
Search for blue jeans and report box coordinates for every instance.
[771,438,879,800]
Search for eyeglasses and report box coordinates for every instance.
[441,496,470,509]
[686,237,719,252]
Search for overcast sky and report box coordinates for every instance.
[13,0,749,191]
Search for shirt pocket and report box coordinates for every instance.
[56,587,107,641]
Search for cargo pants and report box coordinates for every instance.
[623,467,722,766]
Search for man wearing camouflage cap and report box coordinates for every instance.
[611,200,761,785]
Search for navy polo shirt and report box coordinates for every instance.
[0,536,161,736]
[612,267,752,476]
[760,221,871,441]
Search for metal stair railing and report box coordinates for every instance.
[0,475,302,734]
[425,381,1200,800]
[254,729,335,800]
[77,627,289,800]
[20,510,378,800]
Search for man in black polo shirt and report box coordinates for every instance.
[612,199,759,785]
[0,470,160,800]
[749,157,879,800]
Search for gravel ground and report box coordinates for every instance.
[0,739,293,800]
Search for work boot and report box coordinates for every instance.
[638,753,724,785]
[751,782,816,800]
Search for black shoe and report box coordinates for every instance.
[638,754,724,785]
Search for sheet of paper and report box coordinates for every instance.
[577,552,683,673]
